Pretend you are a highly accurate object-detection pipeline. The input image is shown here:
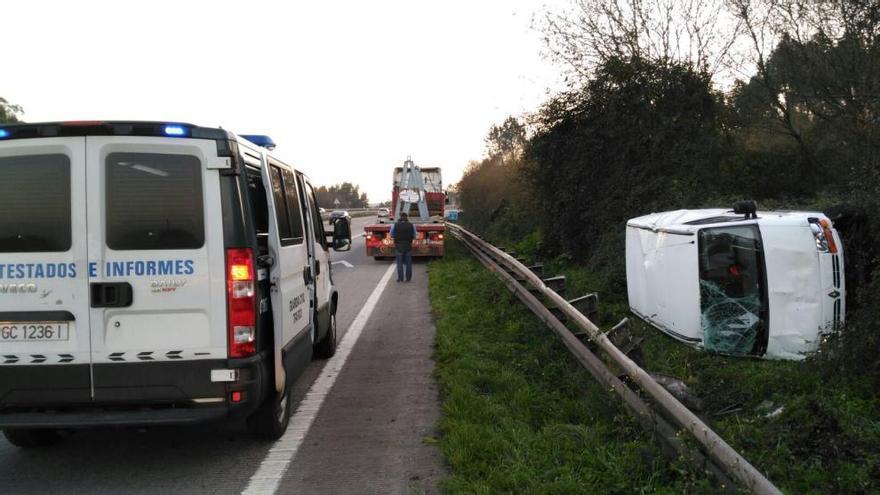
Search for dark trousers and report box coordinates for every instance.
[396,250,413,281]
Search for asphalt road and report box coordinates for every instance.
[0,216,445,494]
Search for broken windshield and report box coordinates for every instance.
[698,225,768,356]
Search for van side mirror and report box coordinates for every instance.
[332,217,352,252]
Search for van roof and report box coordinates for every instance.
[627,208,826,233]
[0,120,236,142]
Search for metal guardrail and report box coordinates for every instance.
[448,223,782,495]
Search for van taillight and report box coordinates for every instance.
[226,248,256,358]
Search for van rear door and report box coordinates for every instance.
[0,137,92,405]
[85,136,228,403]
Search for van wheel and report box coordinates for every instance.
[247,384,293,441]
[314,313,337,359]
[3,429,61,448]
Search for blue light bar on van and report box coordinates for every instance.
[0,129,9,139]
[164,125,188,136]
[241,134,277,150]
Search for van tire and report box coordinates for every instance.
[247,384,292,441]
[3,429,61,448]
[314,313,337,359]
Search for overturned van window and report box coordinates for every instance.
[698,225,768,356]
[106,153,204,250]
[0,154,71,252]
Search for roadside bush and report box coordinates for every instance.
[524,57,727,261]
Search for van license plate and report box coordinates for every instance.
[0,323,69,342]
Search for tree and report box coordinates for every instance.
[525,56,726,258]
[540,0,744,86]
[726,0,880,196]
[314,182,369,209]
[485,116,527,161]
[0,97,23,123]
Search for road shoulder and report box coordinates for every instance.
[279,261,445,494]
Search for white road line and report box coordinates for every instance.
[242,263,396,495]
[332,260,354,268]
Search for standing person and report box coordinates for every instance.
[391,212,416,282]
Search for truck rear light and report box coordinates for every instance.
[231,391,244,403]
[226,248,256,358]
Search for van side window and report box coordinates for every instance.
[269,165,304,246]
[106,152,204,250]
[246,168,270,254]
[280,168,304,243]
[303,181,327,249]
[698,225,767,356]
[269,166,293,241]
[0,154,71,252]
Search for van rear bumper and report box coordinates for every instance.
[0,406,227,429]
[0,354,271,429]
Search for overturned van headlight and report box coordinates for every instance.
[808,218,838,253]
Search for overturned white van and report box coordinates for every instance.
[626,205,844,360]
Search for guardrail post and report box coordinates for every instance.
[605,318,645,370]
[527,263,544,278]
[569,293,599,324]
[542,275,566,297]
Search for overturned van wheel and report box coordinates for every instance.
[247,384,292,441]
[314,313,337,359]
[3,429,61,448]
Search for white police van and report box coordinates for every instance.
[0,121,351,447]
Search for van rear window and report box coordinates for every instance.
[106,152,204,250]
[0,154,72,252]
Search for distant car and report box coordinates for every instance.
[377,207,390,218]
[319,207,326,214]
[329,210,351,224]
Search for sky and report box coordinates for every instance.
[1,0,566,203]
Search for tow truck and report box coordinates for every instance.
[364,158,446,259]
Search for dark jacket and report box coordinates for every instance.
[392,220,416,253]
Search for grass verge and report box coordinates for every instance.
[428,239,716,494]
